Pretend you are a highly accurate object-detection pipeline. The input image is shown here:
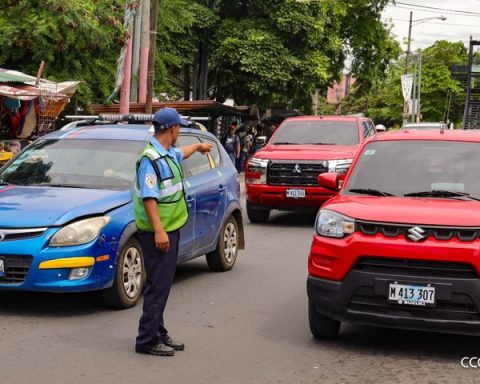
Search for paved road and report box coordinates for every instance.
[0,190,479,383]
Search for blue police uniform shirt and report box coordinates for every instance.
[137,136,183,201]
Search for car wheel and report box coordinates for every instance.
[102,237,145,309]
[246,201,270,223]
[308,301,340,339]
[206,215,238,272]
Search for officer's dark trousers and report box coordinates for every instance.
[135,230,179,349]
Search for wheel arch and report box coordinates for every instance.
[225,203,245,250]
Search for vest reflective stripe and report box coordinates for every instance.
[134,144,188,232]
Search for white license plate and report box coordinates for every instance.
[286,188,305,198]
[388,283,435,306]
[0,258,4,277]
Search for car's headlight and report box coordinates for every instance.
[328,159,353,174]
[246,157,269,184]
[315,210,354,238]
[50,216,111,246]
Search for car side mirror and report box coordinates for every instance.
[318,172,340,190]
[375,124,387,133]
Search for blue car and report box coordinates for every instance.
[0,121,244,308]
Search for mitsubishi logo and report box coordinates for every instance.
[407,226,426,242]
[292,164,302,174]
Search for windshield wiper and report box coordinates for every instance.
[404,190,480,201]
[348,188,395,197]
[31,183,90,189]
[273,142,297,145]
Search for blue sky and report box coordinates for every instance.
[382,0,480,52]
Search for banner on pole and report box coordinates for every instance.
[401,74,414,102]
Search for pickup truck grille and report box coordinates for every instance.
[267,161,327,186]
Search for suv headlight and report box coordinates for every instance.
[328,159,353,174]
[246,157,269,184]
[315,210,354,238]
[50,216,111,246]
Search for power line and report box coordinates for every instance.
[390,18,480,28]
[388,3,480,18]
[393,1,480,16]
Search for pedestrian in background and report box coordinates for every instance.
[222,121,241,167]
[134,107,212,357]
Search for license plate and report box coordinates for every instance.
[388,282,435,306]
[0,258,4,277]
[286,188,305,198]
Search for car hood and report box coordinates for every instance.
[255,144,358,160]
[325,195,480,227]
[0,185,132,228]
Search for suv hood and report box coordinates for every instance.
[0,186,131,228]
[326,195,480,227]
[255,144,357,160]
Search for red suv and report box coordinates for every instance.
[245,115,376,223]
[308,129,480,339]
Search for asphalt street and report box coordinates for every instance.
[1,181,480,384]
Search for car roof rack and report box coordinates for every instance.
[62,114,210,130]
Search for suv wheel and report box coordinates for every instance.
[206,215,238,271]
[246,201,270,223]
[103,237,145,309]
[308,301,340,339]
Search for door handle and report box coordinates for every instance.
[186,195,194,202]
[218,184,226,192]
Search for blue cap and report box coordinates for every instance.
[153,107,184,129]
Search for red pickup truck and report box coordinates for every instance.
[245,115,377,223]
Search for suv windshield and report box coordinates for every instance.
[344,140,480,198]
[0,139,146,189]
[271,120,359,145]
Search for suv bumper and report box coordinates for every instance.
[307,272,480,335]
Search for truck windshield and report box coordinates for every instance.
[271,121,359,146]
[344,140,480,198]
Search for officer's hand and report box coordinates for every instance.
[198,143,212,154]
[155,229,170,253]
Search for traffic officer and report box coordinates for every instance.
[134,107,212,356]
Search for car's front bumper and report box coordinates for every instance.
[307,271,480,335]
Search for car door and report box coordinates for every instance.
[176,133,227,261]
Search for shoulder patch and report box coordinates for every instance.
[145,173,157,188]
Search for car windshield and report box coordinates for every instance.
[344,140,480,198]
[0,139,146,189]
[271,120,359,145]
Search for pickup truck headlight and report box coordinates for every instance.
[315,210,354,238]
[50,216,111,246]
[328,159,353,174]
[246,157,269,184]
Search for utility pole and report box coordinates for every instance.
[405,11,413,73]
[130,2,142,102]
[138,0,150,103]
[146,0,159,114]
[416,53,422,122]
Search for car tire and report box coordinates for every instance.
[308,301,340,339]
[246,201,270,223]
[102,237,145,309]
[206,215,238,272]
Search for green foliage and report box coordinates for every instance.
[0,0,127,106]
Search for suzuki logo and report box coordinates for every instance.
[407,226,426,242]
[292,164,302,174]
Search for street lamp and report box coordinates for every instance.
[403,12,447,123]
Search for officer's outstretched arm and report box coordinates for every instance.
[181,143,212,159]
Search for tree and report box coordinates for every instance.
[0,0,127,106]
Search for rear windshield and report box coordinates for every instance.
[271,120,359,145]
[344,140,480,197]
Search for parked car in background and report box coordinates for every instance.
[245,115,377,223]
[308,129,480,339]
[0,120,244,308]
[401,122,449,130]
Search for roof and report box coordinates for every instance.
[373,129,480,143]
[284,115,365,122]
[90,100,249,117]
[0,68,37,83]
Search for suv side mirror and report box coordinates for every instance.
[375,124,387,133]
[318,172,340,190]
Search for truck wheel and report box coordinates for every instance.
[308,301,340,339]
[206,215,238,271]
[102,237,145,309]
[246,201,270,223]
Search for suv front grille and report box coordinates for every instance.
[347,286,480,321]
[356,220,480,242]
[0,255,33,284]
[267,161,327,186]
[353,257,478,279]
